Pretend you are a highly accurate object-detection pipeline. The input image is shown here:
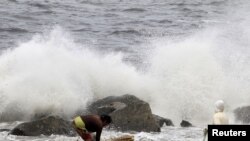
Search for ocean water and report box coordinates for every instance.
[1,0,250,140]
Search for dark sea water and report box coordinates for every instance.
[0,0,232,63]
[1,0,250,140]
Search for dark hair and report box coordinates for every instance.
[100,114,112,124]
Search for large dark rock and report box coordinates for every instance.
[153,114,174,127]
[234,106,250,123]
[88,94,161,132]
[10,116,76,136]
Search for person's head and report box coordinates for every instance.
[100,114,112,127]
[215,100,225,112]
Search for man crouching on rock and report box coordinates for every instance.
[72,114,112,141]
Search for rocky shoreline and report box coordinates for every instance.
[1,94,249,137]
[8,94,173,136]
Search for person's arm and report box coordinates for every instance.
[76,128,85,140]
[95,128,102,141]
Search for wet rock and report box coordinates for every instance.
[88,94,160,132]
[10,115,76,136]
[153,114,174,127]
[180,120,193,127]
[234,106,250,123]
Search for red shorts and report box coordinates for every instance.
[82,133,92,140]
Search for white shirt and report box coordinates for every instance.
[213,112,229,124]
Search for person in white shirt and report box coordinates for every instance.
[213,100,229,124]
[203,100,229,141]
